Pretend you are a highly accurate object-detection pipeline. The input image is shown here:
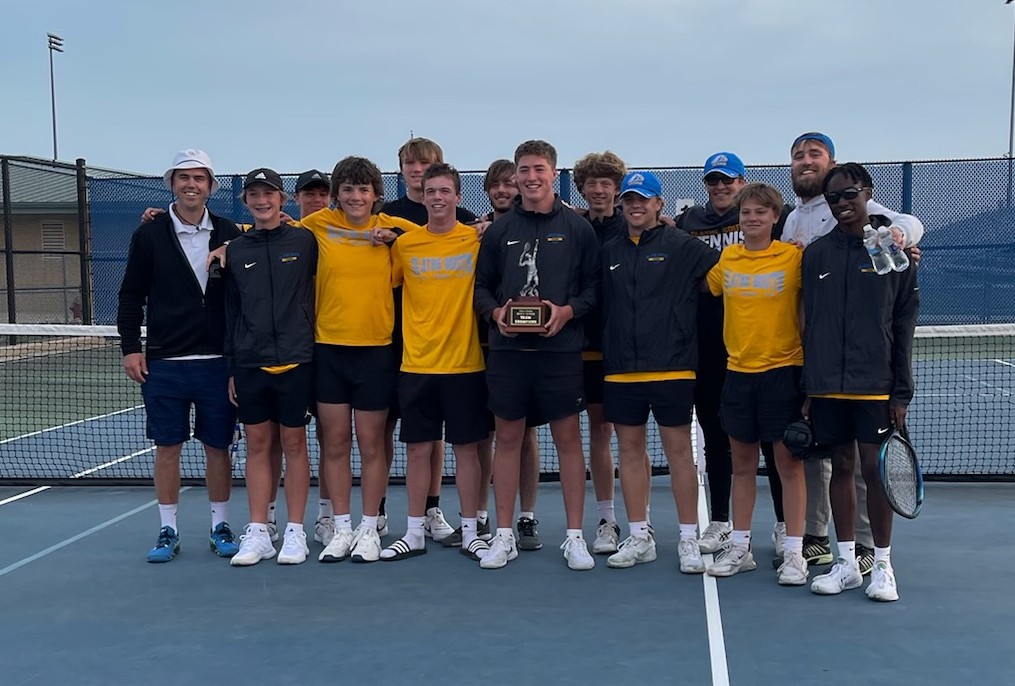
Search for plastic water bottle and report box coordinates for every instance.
[878,225,910,272]
[863,225,893,275]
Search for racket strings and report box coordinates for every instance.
[884,440,919,514]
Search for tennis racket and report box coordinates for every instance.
[878,425,923,519]
[229,422,243,468]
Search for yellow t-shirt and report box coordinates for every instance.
[298,208,419,346]
[391,222,484,374]
[706,241,804,373]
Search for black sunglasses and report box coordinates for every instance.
[704,174,739,187]
[824,187,866,204]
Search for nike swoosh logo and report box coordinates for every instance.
[507,240,520,246]
[244,262,256,269]
[819,272,830,279]
[610,264,620,271]
[877,427,890,435]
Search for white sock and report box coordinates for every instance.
[268,501,277,524]
[519,511,535,521]
[250,522,269,535]
[566,528,583,540]
[158,504,177,531]
[335,513,353,531]
[645,504,651,526]
[405,516,425,548]
[285,522,304,535]
[461,517,478,547]
[318,499,334,520]
[731,530,751,548]
[361,515,378,531]
[679,523,697,541]
[874,546,891,564]
[785,536,803,556]
[496,527,515,541]
[629,520,650,540]
[476,510,489,525]
[210,501,228,529]
[596,500,616,525]
[838,540,857,566]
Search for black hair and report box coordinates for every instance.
[821,163,873,193]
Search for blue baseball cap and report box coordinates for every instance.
[791,132,835,158]
[619,171,663,198]
[703,152,746,179]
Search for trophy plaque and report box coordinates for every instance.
[504,296,550,333]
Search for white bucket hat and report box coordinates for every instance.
[163,149,220,194]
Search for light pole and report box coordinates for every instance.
[47,33,64,161]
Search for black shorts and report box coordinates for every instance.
[398,372,490,444]
[720,366,803,444]
[583,357,605,405]
[234,364,313,428]
[603,379,695,427]
[486,350,584,423]
[314,343,395,411]
[809,397,892,446]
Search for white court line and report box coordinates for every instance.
[0,487,190,578]
[0,446,155,506]
[0,405,144,445]
[0,486,51,505]
[994,359,1015,368]
[697,477,730,686]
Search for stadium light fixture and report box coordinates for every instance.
[47,33,64,161]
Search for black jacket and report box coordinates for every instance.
[801,218,919,405]
[475,196,600,353]
[582,208,627,354]
[381,195,477,225]
[117,211,240,359]
[677,201,792,341]
[224,224,318,371]
[601,225,718,375]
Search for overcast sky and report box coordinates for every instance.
[2,0,1013,175]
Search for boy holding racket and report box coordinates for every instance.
[801,163,919,601]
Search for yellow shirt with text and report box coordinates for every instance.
[298,208,419,346]
[706,241,803,373]
[391,222,484,374]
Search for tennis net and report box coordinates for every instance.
[0,323,1012,484]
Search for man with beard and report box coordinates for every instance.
[782,132,923,575]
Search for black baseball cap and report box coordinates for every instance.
[295,169,330,192]
[242,168,284,192]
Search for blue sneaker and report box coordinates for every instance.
[147,526,180,563]
[210,522,239,557]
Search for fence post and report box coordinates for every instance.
[1,157,16,325]
[75,158,93,324]
[230,174,243,223]
[901,162,913,214]
[559,168,572,204]
[396,172,406,199]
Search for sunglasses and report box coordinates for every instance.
[704,174,739,187]
[824,187,866,204]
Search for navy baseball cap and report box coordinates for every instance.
[791,132,835,158]
[295,169,330,192]
[620,171,663,198]
[703,152,746,179]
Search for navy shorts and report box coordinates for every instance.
[810,397,892,446]
[141,357,235,449]
[720,366,804,444]
[604,379,695,427]
[314,343,395,411]
[486,350,585,423]
[398,372,490,444]
[233,364,313,428]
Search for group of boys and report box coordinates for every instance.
[118,130,920,602]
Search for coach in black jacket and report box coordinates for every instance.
[117,149,241,563]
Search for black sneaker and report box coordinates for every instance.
[440,527,463,548]
[477,518,492,541]
[516,517,542,551]
[856,545,875,576]
[802,534,833,566]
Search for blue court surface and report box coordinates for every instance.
[1,478,1011,686]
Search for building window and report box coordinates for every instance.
[41,221,65,259]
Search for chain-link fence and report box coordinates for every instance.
[4,156,1013,325]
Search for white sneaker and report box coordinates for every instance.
[318,527,354,563]
[350,525,381,563]
[607,535,657,568]
[865,560,899,602]
[561,536,595,571]
[277,529,309,564]
[678,538,706,574]
[480,532,518,569]
[698,521,731,554]
[376,514,389,538]
[592,519,621,554]
[811,558,863,595]
[777,550,809,586]
[772,522,787,557]
[314,516,335,546]
[267,521,279,543]
[230,524,276,566]
[424,507,455,541]
[707,544,757,577]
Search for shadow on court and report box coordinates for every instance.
[0,480,1011,686]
